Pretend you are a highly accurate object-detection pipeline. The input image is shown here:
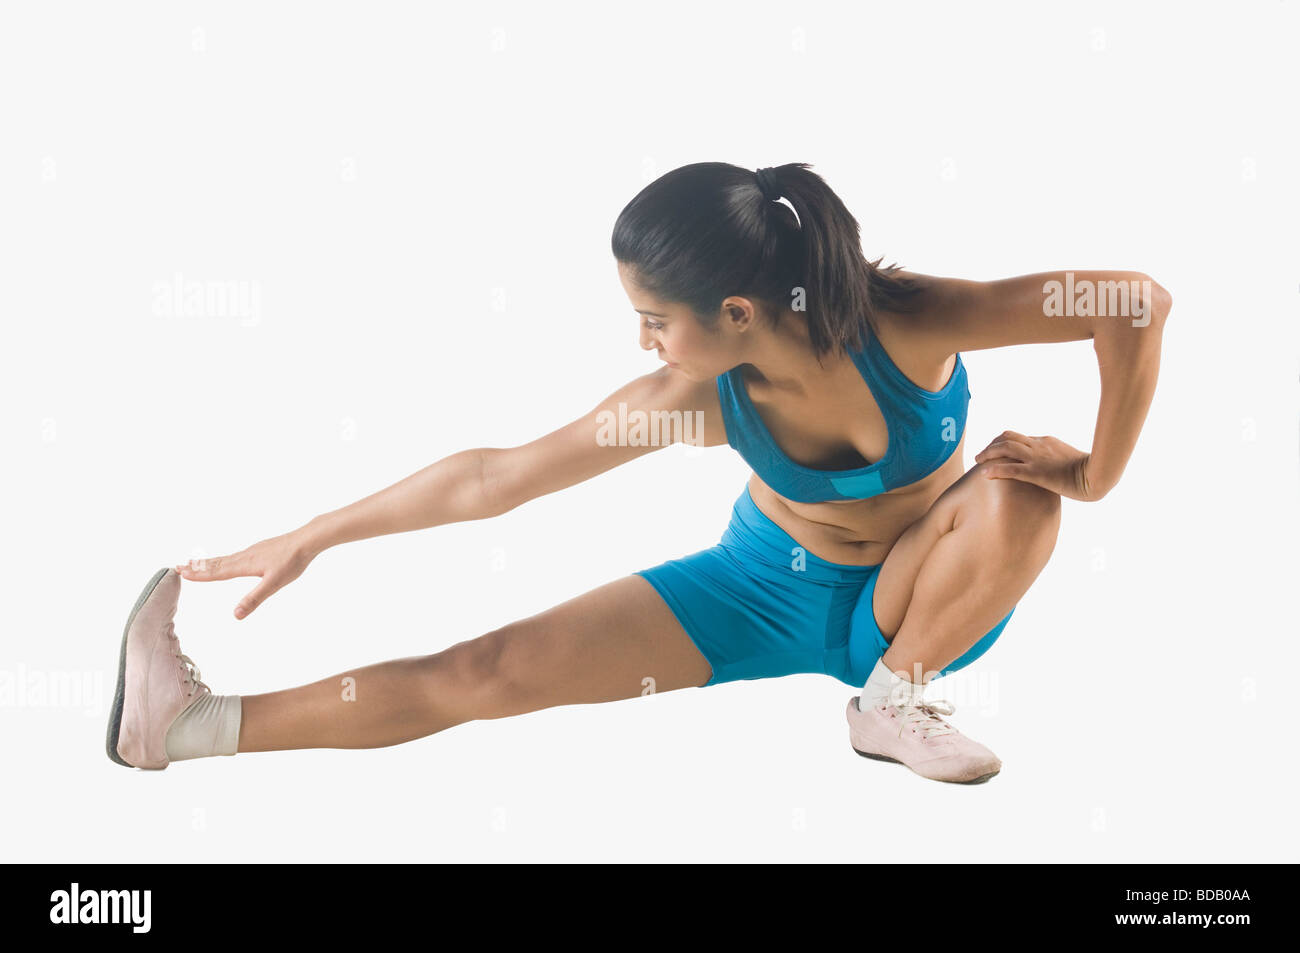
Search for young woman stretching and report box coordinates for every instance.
[106,162,1171,785]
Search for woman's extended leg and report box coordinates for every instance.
[237,575,712,752]
[870,460,1062,683]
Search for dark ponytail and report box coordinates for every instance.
[611,161,922,358]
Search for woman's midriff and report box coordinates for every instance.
[746,436,967,566]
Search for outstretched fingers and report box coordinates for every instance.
[176,553,253,582]
[234,575,281,620]
[177,552,277,618]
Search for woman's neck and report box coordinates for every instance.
[738,313,847,396]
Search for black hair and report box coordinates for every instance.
[611,161,923,358]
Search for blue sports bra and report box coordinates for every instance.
[715,332,969,503]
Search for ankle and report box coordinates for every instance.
[164,694,242,762]
[862,657,932,709]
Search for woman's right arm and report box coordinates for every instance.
[178,366,724,618]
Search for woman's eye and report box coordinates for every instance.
[644,321,664,331]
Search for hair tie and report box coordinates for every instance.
[754,166,781,201]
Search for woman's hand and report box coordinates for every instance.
[974,430,1105,502]
[176,529,318,619]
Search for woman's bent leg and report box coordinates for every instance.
[237,575,712,753]
[870,460,1061,683]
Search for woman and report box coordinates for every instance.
[105,162,1171,785]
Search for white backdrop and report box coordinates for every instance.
[2,0,1296,862]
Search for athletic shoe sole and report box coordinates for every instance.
[852,746,1000,784]
[105,567,171,767]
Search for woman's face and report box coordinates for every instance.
[616,263,753,381]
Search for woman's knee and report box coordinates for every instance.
[425,626,533,720]
[967,461,1061,548]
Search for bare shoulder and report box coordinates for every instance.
[633,364,719,410]
[619,365,728,448]
[870,271,965,389]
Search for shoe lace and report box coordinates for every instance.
[165,621,209,698]
[886,687,958,739]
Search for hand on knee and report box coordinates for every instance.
[970,462,1061,552]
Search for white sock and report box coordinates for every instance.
[858,658,922,711]
[164,694,242,761]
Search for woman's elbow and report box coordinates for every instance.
[1140,274,1173,327]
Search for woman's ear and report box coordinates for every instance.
[720,296,760,334]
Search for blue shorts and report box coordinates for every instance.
[635,485,1014,688]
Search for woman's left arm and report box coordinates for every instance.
[904,270,1174,501]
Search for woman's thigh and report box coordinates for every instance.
[448,574,713,720]
[870,460,1058,639]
